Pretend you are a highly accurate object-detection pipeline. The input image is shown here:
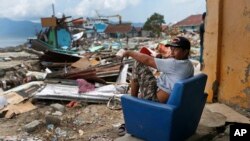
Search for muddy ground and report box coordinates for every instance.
[0,101,124,141]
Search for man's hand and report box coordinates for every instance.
[116,49,127,58]
[158,45,172,58]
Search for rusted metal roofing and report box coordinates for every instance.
[105,23,133,33]
[174,14,202,26]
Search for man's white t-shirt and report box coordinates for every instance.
[154,58,194,94]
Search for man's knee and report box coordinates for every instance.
[156,89,170,103]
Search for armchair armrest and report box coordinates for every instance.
[121,94,176,111]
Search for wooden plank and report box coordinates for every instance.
[41,17,57,27]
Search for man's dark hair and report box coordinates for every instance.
[165,36,191,50]
[202,12,206,21]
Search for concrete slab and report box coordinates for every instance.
[115,126,217,141]
[114,134,143,141]
[200,107,227,127]
[205,103,250,124]
[212,133,230,141]
[0,51,36,58]
[0,52,38,69]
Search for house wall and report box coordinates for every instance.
[179,26,199,32]
[141,30,151,37]
[204,0,250,109]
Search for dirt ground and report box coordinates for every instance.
[0,101,124,141]
[0,46,126,141]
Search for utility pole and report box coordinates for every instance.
[52,3,55,16]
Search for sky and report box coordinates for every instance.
[0,0,206,24]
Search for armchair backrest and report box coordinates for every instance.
[167,73,207,106]
[167,73,208,141]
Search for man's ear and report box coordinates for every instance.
[184,49,190,56]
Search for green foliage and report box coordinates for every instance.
[143,13,165,37]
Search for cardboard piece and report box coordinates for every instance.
[1,101,36,118]
[89,59,100,66]
[71,57,91,69]
[4,92,25,105]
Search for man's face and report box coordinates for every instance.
[158,44,171,58]
[169,46,189,60]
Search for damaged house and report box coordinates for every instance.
[174,14,202,32]
[105,23,137,38]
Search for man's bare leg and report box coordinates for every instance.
[130,79,139,97]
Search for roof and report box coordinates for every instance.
[174,14,202,27]
[72,19,85,25]
[105,23,132,33]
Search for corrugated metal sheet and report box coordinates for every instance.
[34,84,124,103]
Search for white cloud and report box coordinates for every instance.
[0,0,205,23]
[66,0,141,17]
[0,0,56,20]
[0,0,141,20]
[170,0,196,4]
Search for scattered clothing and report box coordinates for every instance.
[76,79,95,93]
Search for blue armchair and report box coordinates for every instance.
[121,73,208,141]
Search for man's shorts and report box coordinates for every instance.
[132,61,158,101]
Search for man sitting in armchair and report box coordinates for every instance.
[116,36,194,135]
[117,36,194,103]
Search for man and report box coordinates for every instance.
[199,12,206,69]
[117,36,194,103]
[116,36,194,136]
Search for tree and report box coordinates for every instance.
[143,13,165,37]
